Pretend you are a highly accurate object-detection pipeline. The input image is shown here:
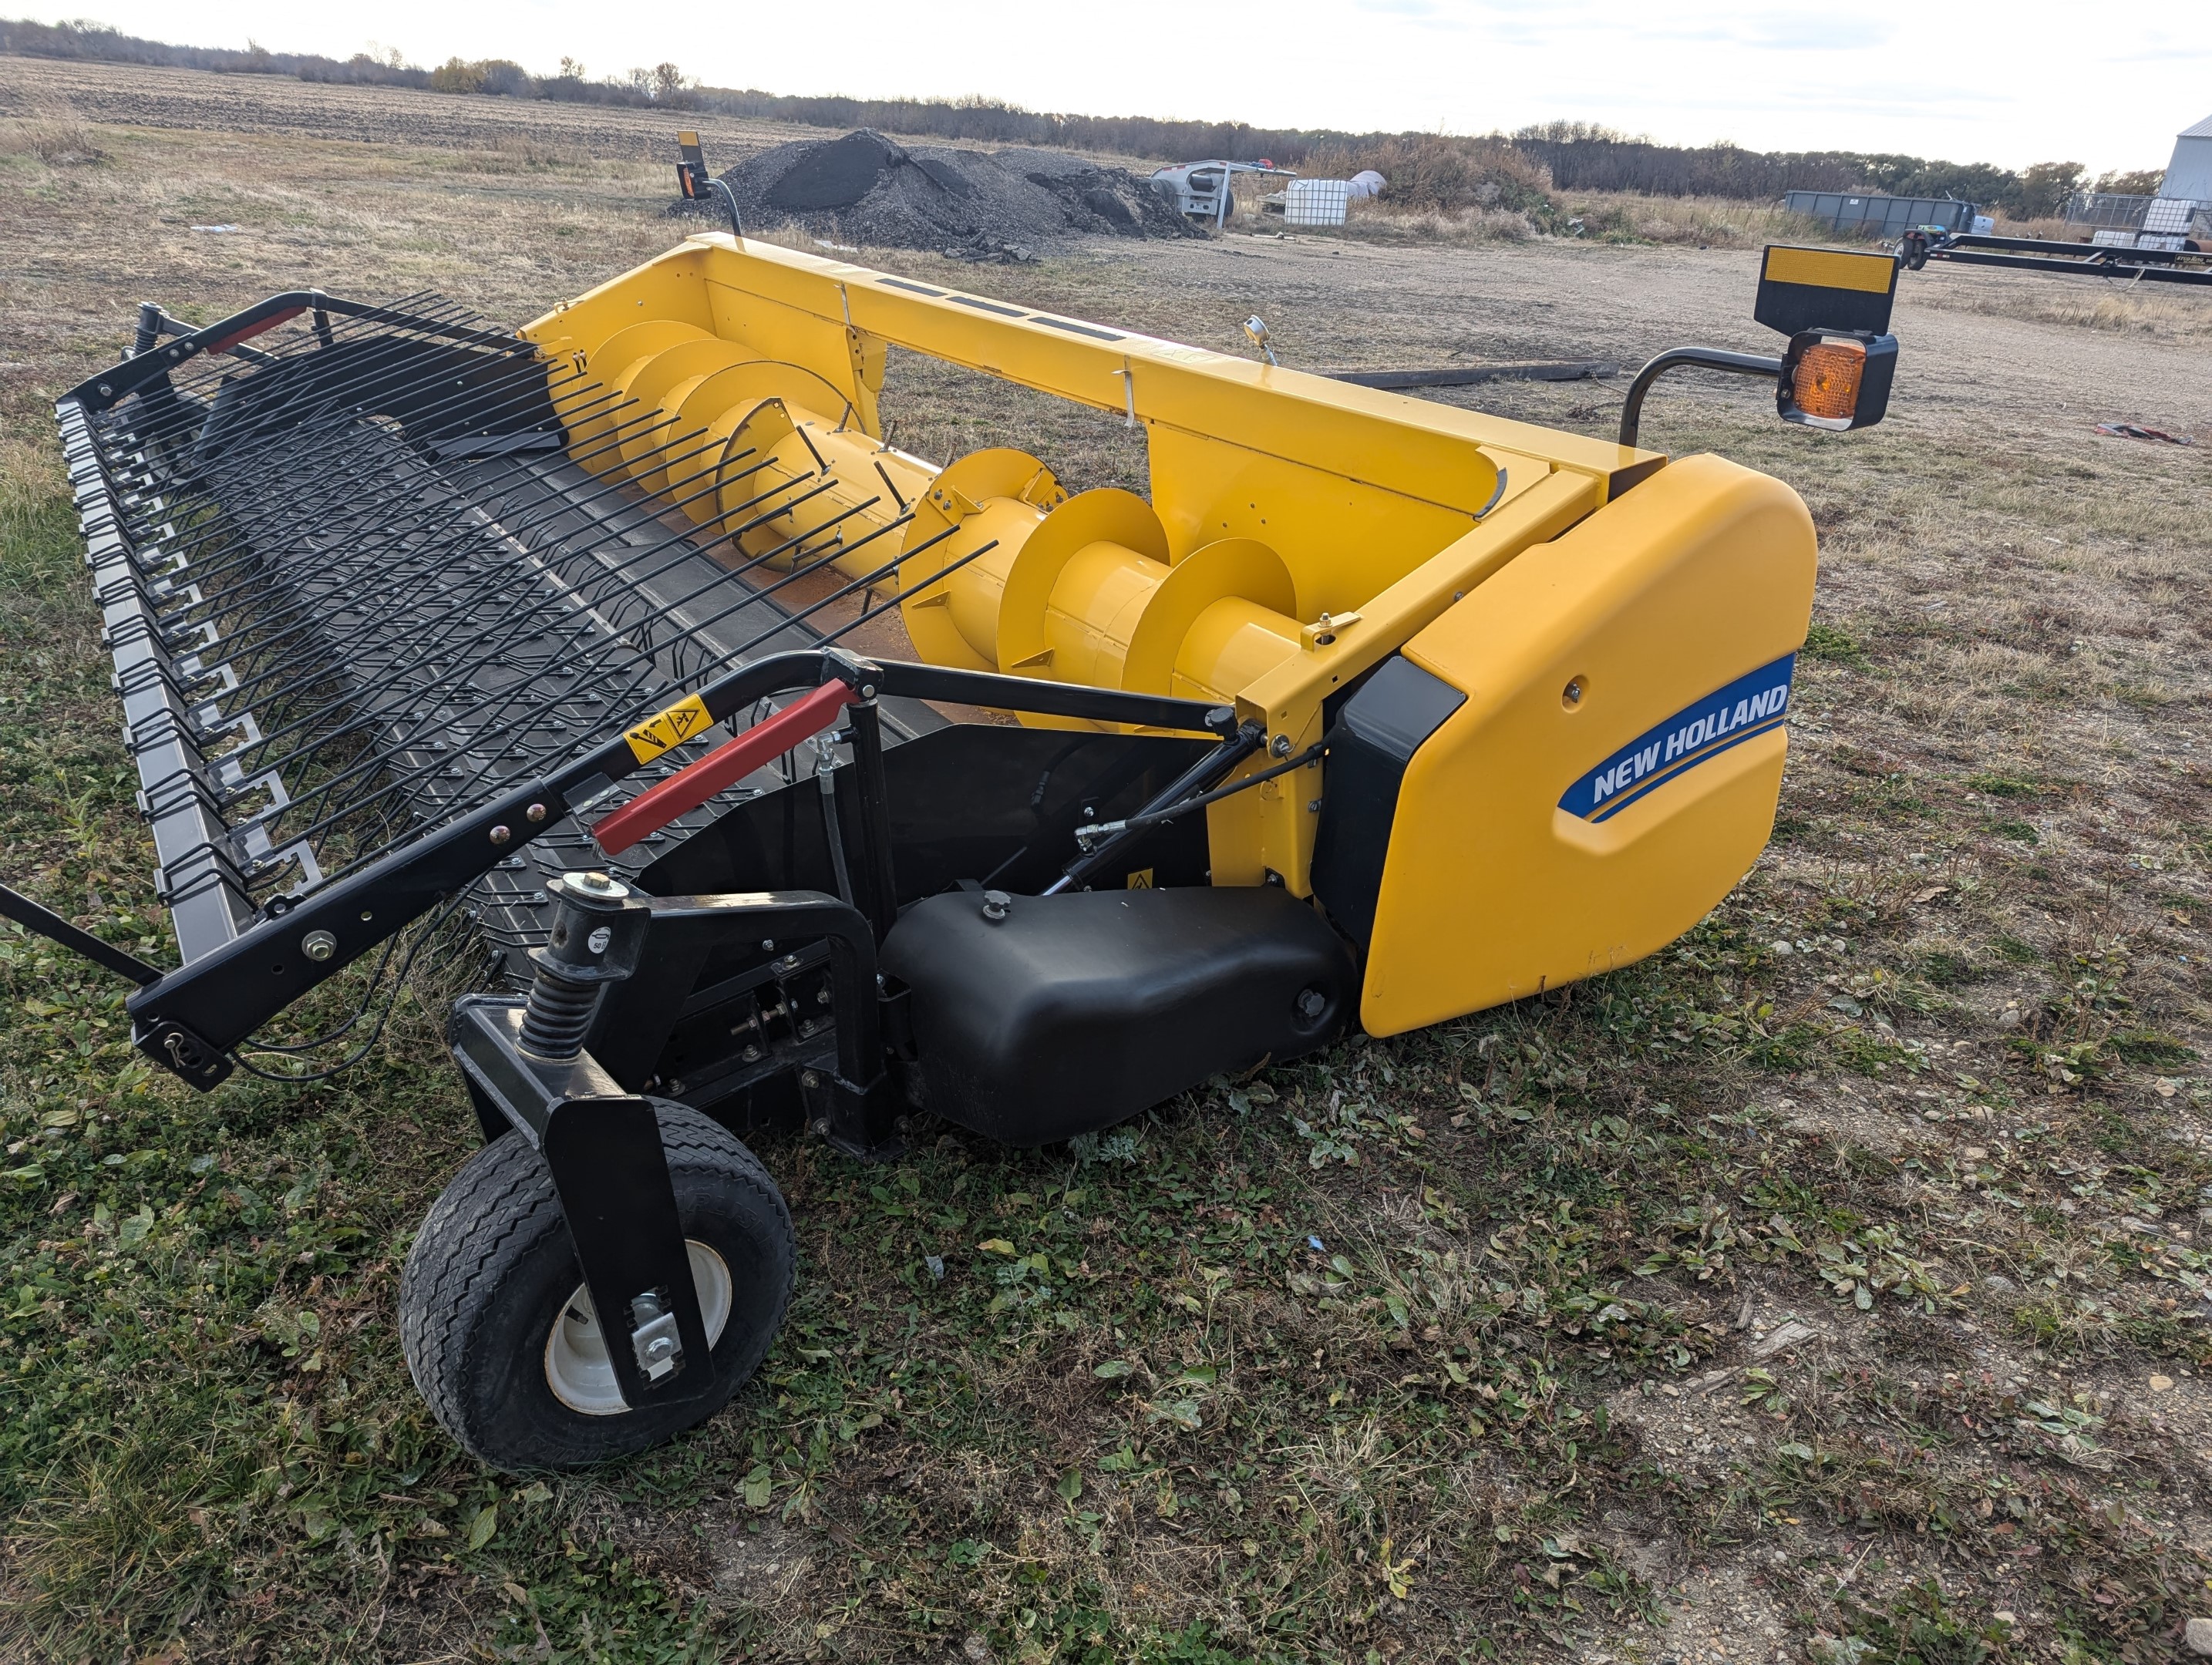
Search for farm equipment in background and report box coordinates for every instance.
[1150,160,1284,226]
[23,230,1894,1469]
[1896,220,2210,285]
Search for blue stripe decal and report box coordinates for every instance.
[1558,654,1796,824]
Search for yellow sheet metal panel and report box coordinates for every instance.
[1143,426,1486,619]
[1234,467,1602,893]
[530,247,715,363]
[1360,454,1816,1034]
[528,237,1657,505]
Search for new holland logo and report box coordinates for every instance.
[1559,653,1796,823]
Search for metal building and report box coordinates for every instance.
[2165,114,2212,202]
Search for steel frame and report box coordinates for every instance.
[1909,230,2212,287]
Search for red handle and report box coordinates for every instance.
[204,305,305,356]
[591,680,857,856]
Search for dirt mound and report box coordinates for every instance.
[675,128,1198,261]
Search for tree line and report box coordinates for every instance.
[0,18,2168,217]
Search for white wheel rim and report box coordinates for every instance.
[544,1240,734,1416]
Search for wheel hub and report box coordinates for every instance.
[544,1240,734,1416]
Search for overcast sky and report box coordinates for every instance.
[40,2,2212,173]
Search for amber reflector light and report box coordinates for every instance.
[1790,338,1865,421]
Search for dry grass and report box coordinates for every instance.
[1912,272,2212,344]
[1325,195,1541,244]
[1557,191,1869,249]
[1251,189,1864,251]
[0,111,106,166]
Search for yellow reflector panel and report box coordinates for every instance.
[1791,339,1865,421]
[1763,246,1895,294]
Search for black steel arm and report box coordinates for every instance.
[861,658,1237,738]
[0,883,163,985]
[64,291,534,412]
[1618,346,1784,447]
[581,890,888,1129]
[1046,722,1268,893]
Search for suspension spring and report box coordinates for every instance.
[517,969,598,1059]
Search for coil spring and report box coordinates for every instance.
[517,972,597,1059]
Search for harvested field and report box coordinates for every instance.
[0,53,823,163]
[2,56,2211,1665]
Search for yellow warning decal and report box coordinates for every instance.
[1126,867,1154,890]
[1763,245,1894,294]
[625,693,713,764]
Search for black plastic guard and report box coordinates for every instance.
[1308,655,1466,955]
[879,886,1355,1147]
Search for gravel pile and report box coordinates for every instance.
[674,129,1200,261]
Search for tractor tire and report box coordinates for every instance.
[399,1101,793,1472]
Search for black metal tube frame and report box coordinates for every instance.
[1618,346,1784,447]
[66,290,520,413]
[1924,240,2212,287]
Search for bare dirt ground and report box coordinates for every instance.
[2,56,2211,1665]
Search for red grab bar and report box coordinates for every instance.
[591,679,857,856]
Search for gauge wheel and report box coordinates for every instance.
[399,1101,793,1472]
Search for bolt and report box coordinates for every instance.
[1297,987,1328,1021]
[488,824,511,846]
[761,939,776,952]
[645,1334,675,1359]
[526,802,547,822]
[800,1069,820,1089]
[573,870,621,895]
[1271,734,1293,757]
[301,930,337,962]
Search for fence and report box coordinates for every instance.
[2067,193,2212,235]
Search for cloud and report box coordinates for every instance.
[1632,12,1895,50]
